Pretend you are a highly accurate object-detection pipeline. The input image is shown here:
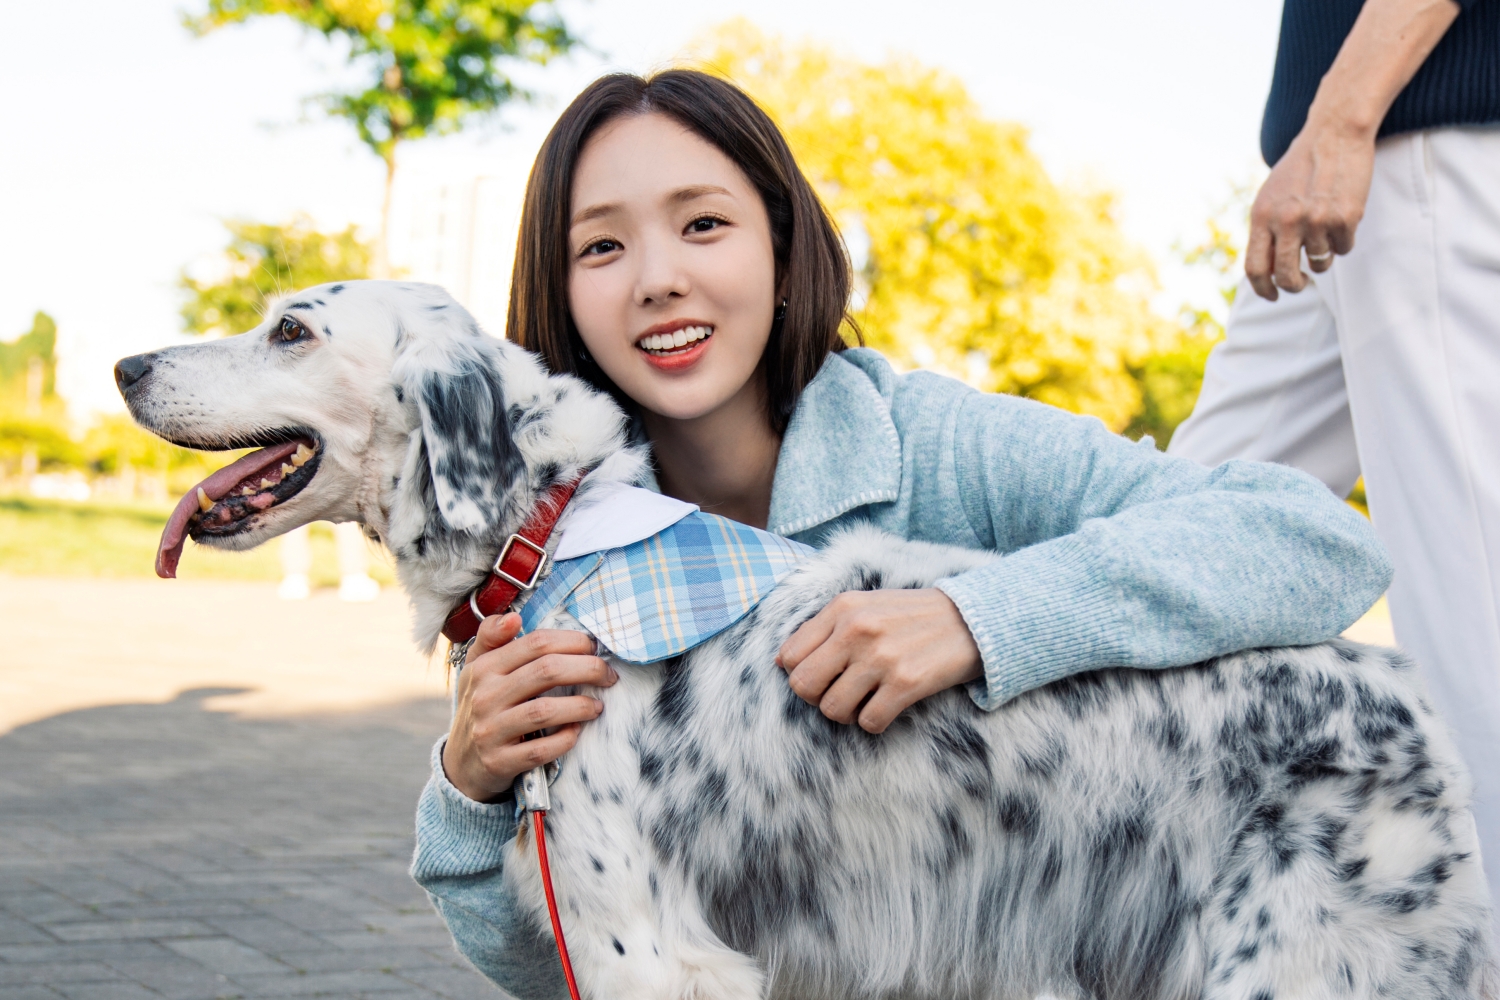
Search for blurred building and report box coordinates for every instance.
[387,169,527,338]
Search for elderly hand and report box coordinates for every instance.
[776,588,982,734]
[1243,0,1461,301]
[1245,116,1377,301]
[442,613,618,803]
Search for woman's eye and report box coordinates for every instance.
[687,216,725,234]
[581,239,621,257]
[278,317,307,342]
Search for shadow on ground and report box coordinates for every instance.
[0,689,507,1000]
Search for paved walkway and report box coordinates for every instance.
[0,578,508,1000]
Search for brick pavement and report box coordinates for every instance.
[0,579,511,1000]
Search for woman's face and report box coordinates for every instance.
[568,112,778,423]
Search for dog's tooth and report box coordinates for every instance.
[196,488,213,513]
[259,478,274,490]
[673,329,688,347]
[241,486,255,496]
[281,463,295,476]
[293,443,314,464]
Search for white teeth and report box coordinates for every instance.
[641,326,711,352]
[197,488,213,513]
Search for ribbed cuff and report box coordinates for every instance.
[936,535,1128,711]
[410,738,521,882]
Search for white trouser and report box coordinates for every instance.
[1169,127,1500,914]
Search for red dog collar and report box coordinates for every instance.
[441,474,586,645]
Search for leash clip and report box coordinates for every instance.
[515,760,561,813]
[446,636,476,674]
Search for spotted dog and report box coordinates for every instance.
[117,281,1494,1000]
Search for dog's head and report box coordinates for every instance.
[117,280,597,579]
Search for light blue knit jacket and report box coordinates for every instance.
[411,348,1392,999]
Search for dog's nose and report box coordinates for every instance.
[114,354,153,395]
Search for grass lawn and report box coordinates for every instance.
[0,495,396,585]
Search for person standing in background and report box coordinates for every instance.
[277,522,381,602]
[1169,0,1499,920]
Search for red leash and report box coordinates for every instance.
[533,810,583,1000]
[449,472,585,999]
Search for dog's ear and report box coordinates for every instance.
[404,349,524,534]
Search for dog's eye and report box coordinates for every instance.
[278,317,307,343]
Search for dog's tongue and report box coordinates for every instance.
[156,441,303,579]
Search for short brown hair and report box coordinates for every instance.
[506,69,856,434]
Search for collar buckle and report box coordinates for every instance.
[493,533,548,591]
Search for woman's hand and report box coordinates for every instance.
[442,613,617,803]
[776,589,982,734]
[1245,118,1376,301]
[1243,0,1460,301]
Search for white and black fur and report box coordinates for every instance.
[119,281,1495,1000]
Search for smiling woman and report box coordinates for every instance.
[417,69,1396,1000]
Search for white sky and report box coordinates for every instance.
[0,0,1280,419]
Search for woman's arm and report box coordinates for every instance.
[1247,0,1461,299]
[411,739,570,1000]
[935,390,1392,709]
[780,379,1391,723]
[413,615,616,996]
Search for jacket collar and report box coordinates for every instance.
[630,349,903,538]
[768,349,901,537]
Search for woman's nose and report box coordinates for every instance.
[633,240,692,306]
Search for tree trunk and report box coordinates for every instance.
[375,148,396,279]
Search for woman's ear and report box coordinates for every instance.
[404,348,524,534]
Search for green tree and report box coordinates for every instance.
[692,22,1183,432]
[0,313,75,476]
[186,0,579,274]
[181,217,374,336]
[0,312,58,407]
[1123,185,1254,447]
[1120,327,1221,447]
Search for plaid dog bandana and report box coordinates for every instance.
[519,511,814,663]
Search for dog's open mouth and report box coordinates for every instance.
[155,436,322,578]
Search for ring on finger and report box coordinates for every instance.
[1307,251,1333,263]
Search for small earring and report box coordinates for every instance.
[774,298,788,321]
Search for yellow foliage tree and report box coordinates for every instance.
[688,22,1185,432]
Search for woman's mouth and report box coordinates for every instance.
[636,324,713,371]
